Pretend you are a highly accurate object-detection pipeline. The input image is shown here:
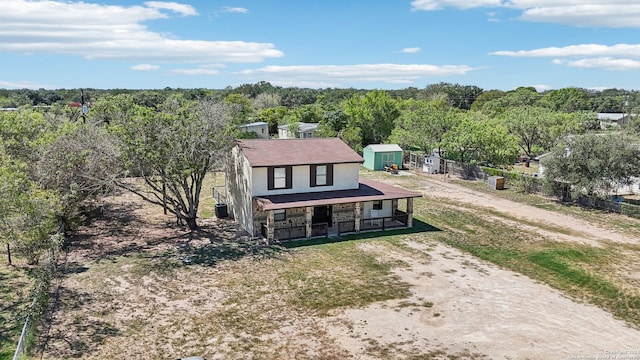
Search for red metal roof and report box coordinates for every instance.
[237,138,364,167]
[255,178,422,210]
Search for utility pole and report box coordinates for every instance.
[80,88,87,123]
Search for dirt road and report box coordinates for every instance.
[395,172,636,247]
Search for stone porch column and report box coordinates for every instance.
[266,210,275,242]
[406,198,414,228]
[354,202,362,232]
[305,206,313,238]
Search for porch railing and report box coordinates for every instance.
[261,211,410,241]
[311,222,328,237]
[360,211,409,232]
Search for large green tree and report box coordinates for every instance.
[442,112,518,166]
[389,99,458,153]
[1,143,59,264]
[110,98,236,230]
[542,133,640,199]
[343,90,399,147]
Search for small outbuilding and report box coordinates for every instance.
[423,149,443,174]
[238,121,269,139]
[363,144,403,170]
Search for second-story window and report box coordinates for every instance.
[268,166,292,190]
[310,164,333,187]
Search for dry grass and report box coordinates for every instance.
[32,182,417,359]
[0,248,35,360]
[21,169,640,359]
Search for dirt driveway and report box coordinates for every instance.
[417,173,634,247]
[332,171,640,359]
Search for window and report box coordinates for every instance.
[373,200,383,210]
[316,165,327,186]
[274,167,286,188]
[274,209,286,221]
[268,166,292,190]
[310,164,333,187]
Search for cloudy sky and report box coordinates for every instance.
[2,0,640,91]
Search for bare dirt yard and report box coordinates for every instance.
[34,172,640,360]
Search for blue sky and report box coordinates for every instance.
[2,0,640,92]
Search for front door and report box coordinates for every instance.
[313,205,332,226]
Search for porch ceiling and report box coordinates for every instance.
[255,178,422,210]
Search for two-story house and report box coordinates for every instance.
[224,138,422,242]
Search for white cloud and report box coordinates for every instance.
[530,84,551,92]
[491,44,640,58]
[144,1,197,16]
[411,0,502,11]
[401,47,421,53]
[0,0,283,63]
[220,6,249,14]
[492,43,640,71]
[237,63,476,86]
[556,57,640,70]
[131,64,160,71]
[0,80,56,89]
[410,1,640,28]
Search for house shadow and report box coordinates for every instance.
[281,218,441,249]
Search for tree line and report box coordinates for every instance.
[3,82,640,266]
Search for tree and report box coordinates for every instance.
[111,98,236,230]
[343,90,399,147]
[316,107,348,138]
[389,99,458,153]
[442,112,518,166]
[257,106,290,134]
[1,143,59,264]
[37,124,120,229]
[537,87,591,113]
[224,93,254,125]
[252,92,281,111]
[542,133,640,199]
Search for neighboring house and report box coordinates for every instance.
[597,113,636,128]
[277,122,318,139]
[224,138,422,242]
[363,144,403,170]
[423,149,442,174]
[238,121,269,139]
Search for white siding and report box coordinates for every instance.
[252,162,360,196]
[225,147,255,235]
[362,200,393,218]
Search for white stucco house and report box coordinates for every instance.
[223,138,422,242]
[238,121,269,139]
[277,122,318,139]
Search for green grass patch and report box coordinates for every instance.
[281,241,411,314]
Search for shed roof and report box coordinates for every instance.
[255,178,422,210]
[364,144,403,152]
[237,138,364,167]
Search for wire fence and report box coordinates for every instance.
[12,243,61,360]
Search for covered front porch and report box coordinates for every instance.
[254,178,421,243]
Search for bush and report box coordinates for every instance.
[621,203,640,218]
